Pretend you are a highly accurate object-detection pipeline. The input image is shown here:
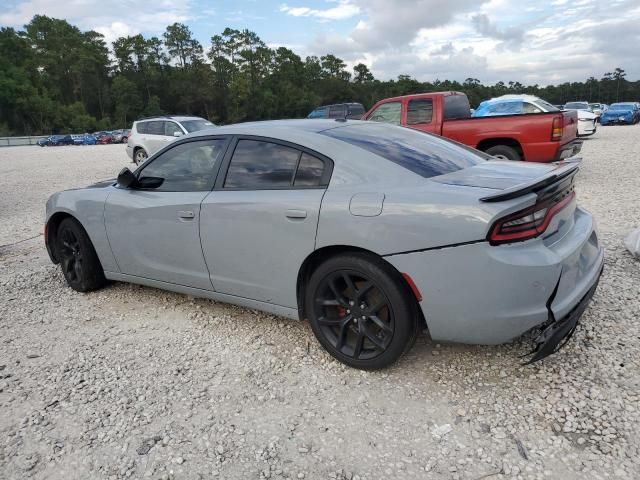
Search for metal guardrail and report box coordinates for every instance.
[0,136,48,147]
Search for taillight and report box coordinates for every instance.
[551,116,563,140]
[488,191,575,245]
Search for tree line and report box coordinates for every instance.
[1,16,638,136]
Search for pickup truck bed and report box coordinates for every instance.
[363,91,582,162]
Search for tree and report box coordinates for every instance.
[163,23,203,68]
[112,76,142,126]
[353,63,373,84]
[613,67,626,102]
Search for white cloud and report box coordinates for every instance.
[280,1,360,21]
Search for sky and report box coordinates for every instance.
[1,0,639,85]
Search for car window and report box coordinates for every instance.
[522,102,542,114]
[368,102,401,125]
[407,99,433,124]
[307,107,328,119]
[181,119,216,132]
[164,121,183,136]
[348,105,365,117]
[443,95,471,120]
[321,123,484,179]
[224,140,301,188]
[138,139,226,191]
[294,153,325,186]
[329,105,346,118]
[534,99,559,112]
[136,122,148,134]
[145,121,164,135]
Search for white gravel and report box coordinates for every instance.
[0,128,639,480]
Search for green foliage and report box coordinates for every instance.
[1,16,639,136]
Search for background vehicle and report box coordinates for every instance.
[111,129,131,143]
[363,91,581,162]
[96,134,113,144]
[563,102,598,135]
[49,134,74,146]
[599,103,640,125]
[45,120,603,369]
[475,95,596,137]
[72,134,97,145]
[307,103,366,120]
[126,115,216,164]
[37,137,51,147]
[588,103,604,117]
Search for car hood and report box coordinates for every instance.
[86,178,116,188]
[430,160,570,190]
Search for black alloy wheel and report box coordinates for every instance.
[306,253,418,370]
[56,218,106,292]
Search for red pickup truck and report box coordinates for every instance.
[362,91,582,162]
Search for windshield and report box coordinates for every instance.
[181,119,216,132]
[565,102,590,110]
[609,103,634,111]
[534,100,559,112]
[321,123,485,179]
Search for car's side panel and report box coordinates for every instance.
[200,189,325,308]
[45,188,119,272]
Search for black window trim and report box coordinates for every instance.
[214,135,334,191]
[129,135,232,192]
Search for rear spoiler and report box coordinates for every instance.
[479,160,580,203]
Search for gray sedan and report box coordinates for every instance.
[45,120,604,369]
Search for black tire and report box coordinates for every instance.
[305,253,419,370]
[134,148,147,165]
[121,137,128,143]
[55,218,106,292]
[485,144,522,161]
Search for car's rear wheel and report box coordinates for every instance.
[134,148,147,165]
[56,218,106,292]
[485,145,522,161]
[305,253,419,370]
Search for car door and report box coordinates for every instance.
[143,120,170,156]
[200,137,333,308]
[366,101,402,125]
[406,98,437,133]
[104,137,229,290]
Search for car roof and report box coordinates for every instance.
[374,91,463,103]
[488,94,542,102]
[188,119,365,137]
[136,116,206,122]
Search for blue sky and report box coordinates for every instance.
[2,0,639,85]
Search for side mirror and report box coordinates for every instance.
[173,131,183,137]
[117,167,137,188]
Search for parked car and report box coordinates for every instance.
[562,103,598,135]
[45,120,604,369]
[126,116,216,164]
[97,134,113,145]
[307,103,366,120]
[49,135,74,146]
[363,91,581,162]
[564,101,592,112]
[72,134,97,145]
[473,95,596,137]
[111,129,131,143]
[599,103,640,125]
[37,137,51,147]
[588,103,604,117]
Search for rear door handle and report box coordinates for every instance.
[178,210,195,220]
[285,209,307,219]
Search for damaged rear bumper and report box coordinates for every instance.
[526,262,603,363]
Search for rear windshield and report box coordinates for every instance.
[609,103,635,110]
[181,119,216,132]
[321,124,485,178]
[565,102,589,110]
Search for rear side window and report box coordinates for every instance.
[407,99,433,124]
[443,95,471,120]
[224,140,328,188]
[368,102,401,125]
[225,140,300,188]
[348,105,365,118]
[329,105,346,118]
[294,153,324,186]
[307,107,328,119]
[321,124,484,179]
[136,122,148,134]
[145,121,164,135]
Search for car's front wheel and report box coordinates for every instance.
[485,145,522,161]
[55,218,106,292]
[134,148,147,165]
[305,253,419,370]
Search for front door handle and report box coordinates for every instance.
[285,209,307,219]
[178,210,195,220]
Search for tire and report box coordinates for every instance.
[305,253,419,370]
[121,137,128,143]
[134,148,148,165]
[485,145,522,161]
[55,218,106,292]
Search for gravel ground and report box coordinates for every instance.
[0,127,639,480]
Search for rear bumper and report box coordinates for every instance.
[555,139,583,160]
[385,207,603,346]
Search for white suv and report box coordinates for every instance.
[126,116,216,164]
